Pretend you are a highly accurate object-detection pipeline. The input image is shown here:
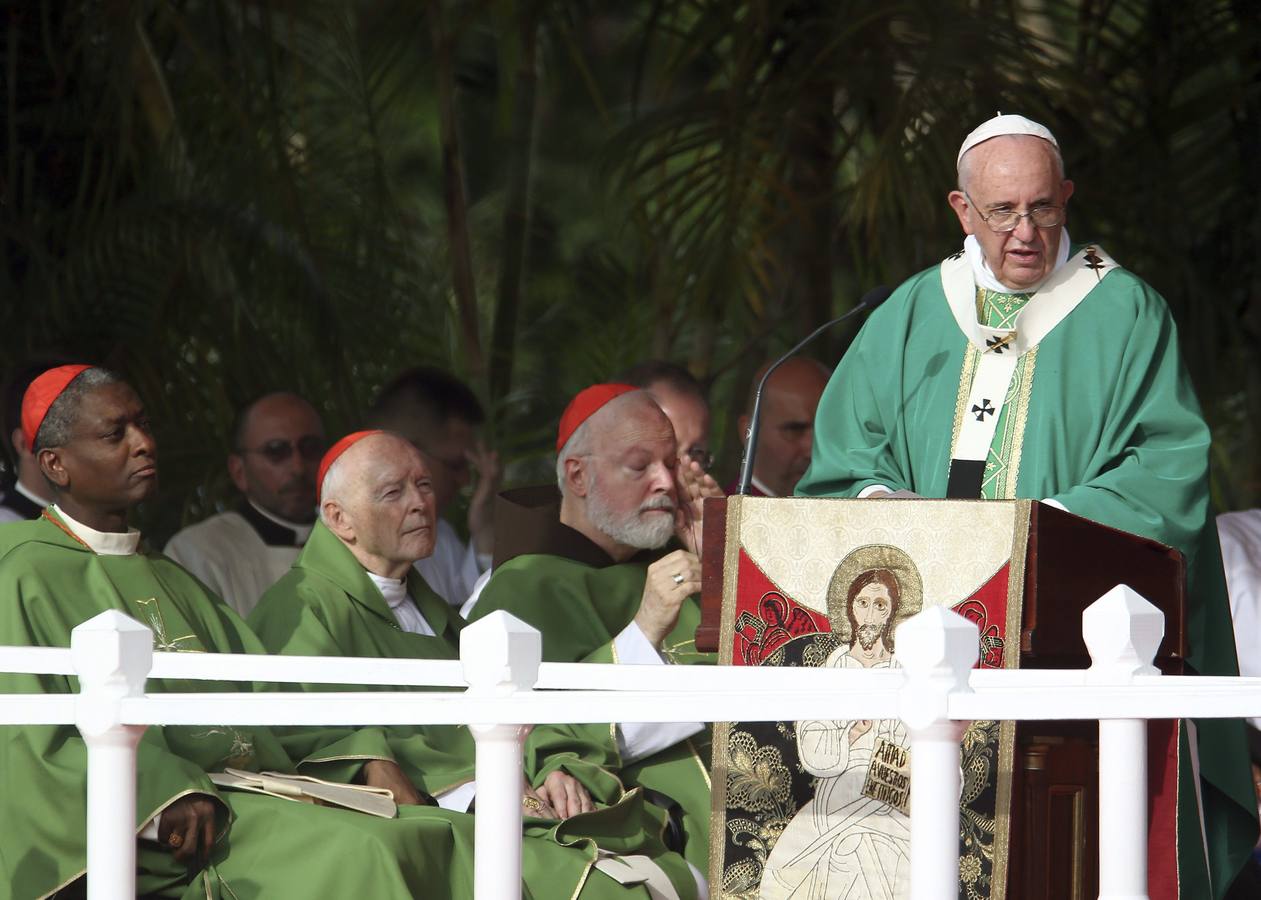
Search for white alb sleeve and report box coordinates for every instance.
[612,621,704,764]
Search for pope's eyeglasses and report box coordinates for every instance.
[966,191,1065,233]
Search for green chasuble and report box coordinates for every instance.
[250,522,632,801]
[470,516,715,874]
[798,247,1259,898]
[0,513,677,900]
[248,522,699,900]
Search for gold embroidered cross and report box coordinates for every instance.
[135,597,199,652]
[984,332,1017,354]
[193,727,256,768]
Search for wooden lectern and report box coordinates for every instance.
[698,496,1185,900]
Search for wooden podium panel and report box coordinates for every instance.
[699,496,1186,900]
[1020,502,1185,665]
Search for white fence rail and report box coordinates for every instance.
[2,584,1260,900]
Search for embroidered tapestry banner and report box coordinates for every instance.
[710,497,1032,900]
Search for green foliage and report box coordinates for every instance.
[1,0,1258,543]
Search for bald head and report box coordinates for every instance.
[229,392,325,523]
[741,357,831,497]
[320,432,437,578]
[557,390,679,560]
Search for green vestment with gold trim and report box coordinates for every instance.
[248,522,699,899]
[797,251,1259,898]
[470,551,715,873]
[0,513,686,900]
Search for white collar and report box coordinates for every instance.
[53,504,141,556]
[751,475,779,498]
[14,479,51,508]
[247,500,314,544]
[964,227,1072,294]
[366,570,410,609]
[365,570,435,636]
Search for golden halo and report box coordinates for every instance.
[825,544,924,644]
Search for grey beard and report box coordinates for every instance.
[855,623,884,652]
[588,486,675,550]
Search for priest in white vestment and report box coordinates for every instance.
[165,391,325,616]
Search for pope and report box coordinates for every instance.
[798,114,1259,898]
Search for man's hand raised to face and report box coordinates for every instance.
[635,549,701,647]
[674,460,721,555]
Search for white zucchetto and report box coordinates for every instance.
[957,113,1058,165]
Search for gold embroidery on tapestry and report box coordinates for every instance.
[989,501,1032,899]
[960,720,1000,897]
[718,728,795,897]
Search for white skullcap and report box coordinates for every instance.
[957,113,1057,165]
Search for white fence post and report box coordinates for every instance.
[897,606,978,900]
[1085,585,1163,900]
[71,610,153,900]
[461,611,541,900]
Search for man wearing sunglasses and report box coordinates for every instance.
[166,391,325,617]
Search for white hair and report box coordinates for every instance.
[318,455,350,525]
[556,417,596,494]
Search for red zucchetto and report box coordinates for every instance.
[21,364,93,452]
[556,383,638,451]
[317,430,384,503]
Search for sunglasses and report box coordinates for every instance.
[239,436,326,465]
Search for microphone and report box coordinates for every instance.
[735,286,893,496]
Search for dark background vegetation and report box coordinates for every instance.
[1,0,1258,544]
